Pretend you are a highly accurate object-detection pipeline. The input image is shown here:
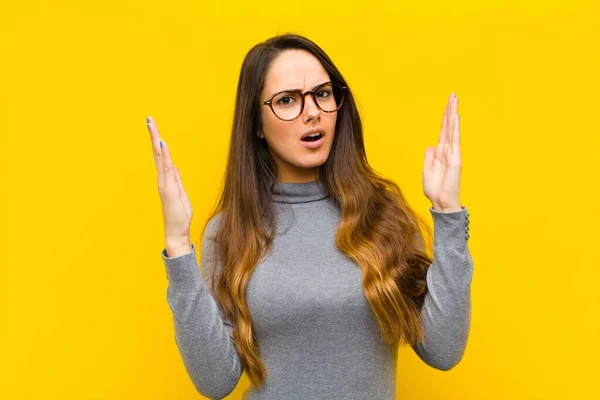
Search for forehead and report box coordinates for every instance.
[263,49,330,94]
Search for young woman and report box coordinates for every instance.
[148,33,473,399]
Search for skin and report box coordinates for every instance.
[258,49,338,183]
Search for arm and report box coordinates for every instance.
[411,205,474,370]
[162,214,243,398]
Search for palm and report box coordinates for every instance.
[423,93,462,211]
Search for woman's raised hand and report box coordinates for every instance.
[422,93,463,213]
[147,116,193,255]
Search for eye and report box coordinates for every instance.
[277,96,296,106]
[316,89,331,98]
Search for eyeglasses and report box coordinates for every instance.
[259,81,347,121]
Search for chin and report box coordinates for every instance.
[297,153,329,169]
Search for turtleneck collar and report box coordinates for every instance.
[271,180,330,204]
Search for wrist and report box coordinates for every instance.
[431,203,462,213]
[165,237,192,257]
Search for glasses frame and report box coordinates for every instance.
[259,81,347,121]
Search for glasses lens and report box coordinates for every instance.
[271,91,303,120]
[315,82,344,112]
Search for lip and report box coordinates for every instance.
[301,128,325,140]
[301,130,325,149]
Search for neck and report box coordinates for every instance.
[276,166,320,184]
[271,180,329,204]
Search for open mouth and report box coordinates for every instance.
[301,133,323,142]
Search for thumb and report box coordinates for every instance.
[424,146,435,168]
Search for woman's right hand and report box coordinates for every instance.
[147,116,193,254]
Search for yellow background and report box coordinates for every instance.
[1,0,598,398]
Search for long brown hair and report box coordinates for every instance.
[196,33,434,390]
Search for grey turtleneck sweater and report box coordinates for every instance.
[161,180,474,399]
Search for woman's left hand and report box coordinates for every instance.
[423,93,463,213]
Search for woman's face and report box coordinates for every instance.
[259,49,337,183]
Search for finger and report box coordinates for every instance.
[447,95,456,147]
[162,140,176,191]
[451,111,461,157]
[436,101,449,162]
[146,116,164,177]
[444,93,454,134]
[147,116,161,161]
[438,100,448,145]
[449,92,456,126]
[445,94,458,157]
[434,112,447,160]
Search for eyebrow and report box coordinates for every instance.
[274,81,330,94]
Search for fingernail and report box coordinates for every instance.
[160,140,163,149]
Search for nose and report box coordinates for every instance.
[302,93,321,121]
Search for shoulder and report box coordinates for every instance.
[200,211,226,259]
[200,212,224,275]
[204,211,224,239]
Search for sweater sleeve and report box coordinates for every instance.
[411,205,474,371]
[162,215,243,398]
